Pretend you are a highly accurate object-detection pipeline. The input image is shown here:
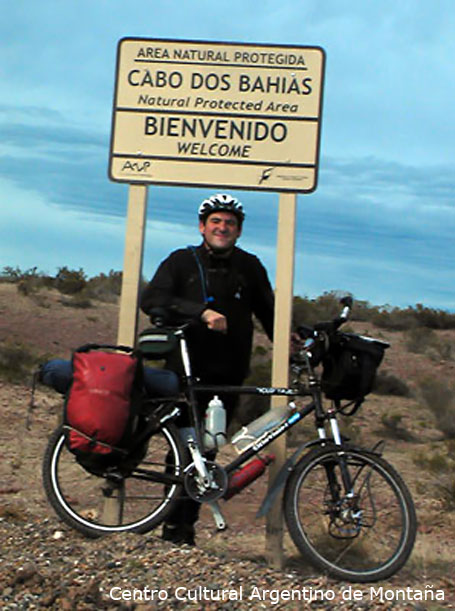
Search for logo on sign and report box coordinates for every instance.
[259,167,275,184]
[121,160,152,173]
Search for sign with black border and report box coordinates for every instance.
[109,38,325,193]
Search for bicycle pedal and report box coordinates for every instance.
[208,501,227,530]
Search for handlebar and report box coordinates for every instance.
[150,296,353,345]
[292,297,353,367]
[297,295,352,341]
[148,307,197,333]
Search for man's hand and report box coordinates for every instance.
[201,309,227,333]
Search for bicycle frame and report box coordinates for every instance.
[135,325,362,529]
[43,296,416,581]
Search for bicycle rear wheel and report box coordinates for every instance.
[42,421,185,538]
[284,445,417,582]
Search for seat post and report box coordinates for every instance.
[176,329,204,449]
[176,329,192,380]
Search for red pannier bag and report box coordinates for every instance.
[64,345,142,473]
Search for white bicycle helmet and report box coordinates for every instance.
[198,193,245,225]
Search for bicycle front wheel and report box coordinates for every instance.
[42,422,185,538]
[284,445,417,582]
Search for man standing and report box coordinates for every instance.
[141,193,274,544]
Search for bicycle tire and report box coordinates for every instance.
[42,421,185,538]
[284,445,417,582]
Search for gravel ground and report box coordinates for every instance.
[1,380,454,610]
[1,513,453,611]
[1,281,455,610]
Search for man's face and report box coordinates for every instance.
[199,211,241,253]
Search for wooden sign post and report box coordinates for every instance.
[109,37,324,562]
[117,184,148,347]
[103,184,148,525]
[266,193,296,568]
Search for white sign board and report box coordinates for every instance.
[109,38,325,192]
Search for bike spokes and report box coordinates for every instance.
[285,447,416,582]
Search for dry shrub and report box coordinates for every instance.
[0,341,40,383]
[85,270,123,303]
[406,327,454,360]
[419,378,455,439]
[293,292,346,327]
[0,266,52,296]
[55,266,87,295]
[379,412,417,442]
[405,327,436,354]
[373,370,411,397]
[371,308,417,331]
[60,294,93,309]
[413,443,455,510]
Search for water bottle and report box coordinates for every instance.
[224,455,275,499]
[203,395,226,450]
[231,404,294,453]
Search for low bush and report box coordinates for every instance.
[293,293,455,331]
[0,341,41,383]
[405,327,437,354]
[373,370,411,397]
[85,270,123,303]
[380,412,416,441]
[412,304,455,330]
[419,378,455,439]
[413,444,455,511]
[54,267,87,295]
[0,266,23,282]
[371,304,455,331]
[371,307,417,331]
[1,266,125,303]
[293,292,347,328]
[1,266,52,296]
[61,294,93,309]
[406,328,454,361]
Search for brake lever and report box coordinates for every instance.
[340,305,351,321]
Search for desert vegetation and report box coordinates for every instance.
[1,265,124,305]
[1,266,455,513]
[3,265,455,328]
[1,267,455,604]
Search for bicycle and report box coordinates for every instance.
[42,298,417,583]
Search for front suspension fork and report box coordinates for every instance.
[326,410,355,497]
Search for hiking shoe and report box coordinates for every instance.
[162,523,195,546]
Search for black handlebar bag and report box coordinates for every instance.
[63,344,143,476]
[321,333,388,404]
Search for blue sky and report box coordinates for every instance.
[1,1,455,310]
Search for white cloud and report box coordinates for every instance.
[1,177,126,275]
[1,1,455,309]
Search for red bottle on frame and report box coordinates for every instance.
[224,455,275,500]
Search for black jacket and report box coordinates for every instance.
[141,244,274,382]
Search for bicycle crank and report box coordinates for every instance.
[208,501,227,530]
[184,461,228,502]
